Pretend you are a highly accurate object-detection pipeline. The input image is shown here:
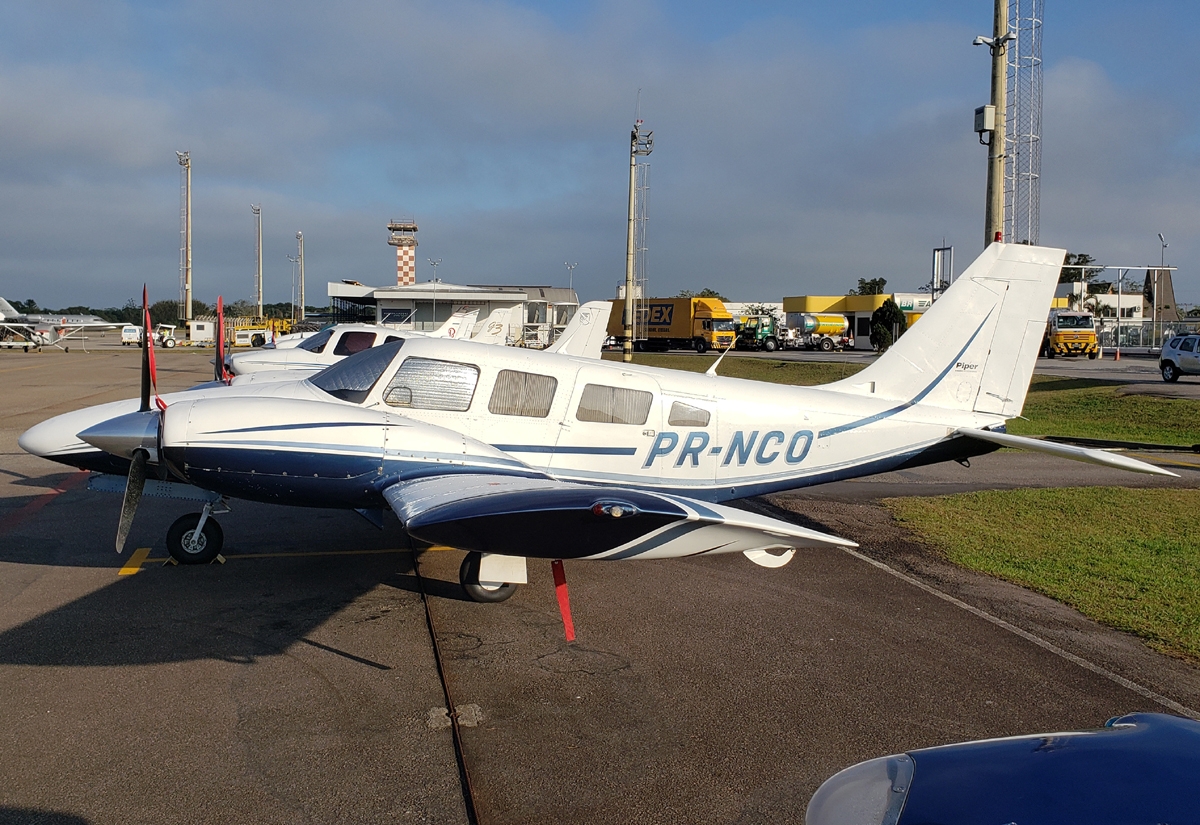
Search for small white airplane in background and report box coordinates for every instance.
[19,245,1174,610]
[0,297,122,351]
[228,302,611,377]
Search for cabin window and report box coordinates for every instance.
[488,370,557,417]
[576,384,653,425]
[383,357,479,411]
[298,328,334,353]
[333,331,376,356]
[668,401,710,427]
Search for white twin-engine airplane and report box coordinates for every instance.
[19,244,1174,604]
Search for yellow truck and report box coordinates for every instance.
[607,297,736,353]
[1042,309,1098,359]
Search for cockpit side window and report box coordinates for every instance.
[308,340,404,403]
[383,357,480,411]
[333,331,376,356]
[576,384,653,425]
[298,328,334,353]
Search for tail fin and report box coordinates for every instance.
[0,297,20,319]
[430,308,480,339]
[469,306,516,345]
[545,301,613,359]
[827,243,1065,417]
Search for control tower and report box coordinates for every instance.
[387,220,418,286]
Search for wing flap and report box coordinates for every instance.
[383,474,855,563]
[955,428,1179,477]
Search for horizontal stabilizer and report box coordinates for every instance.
[383,473,855,563]
[955,428,1179,477]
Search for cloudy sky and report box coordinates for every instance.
[2,0,1198,310]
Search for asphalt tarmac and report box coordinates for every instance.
[1,347,1198,824]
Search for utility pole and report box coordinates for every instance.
[251,205,263,318]
[973,1,1013,248]
[176,151,193,321]
[296,231,306,321]
[565,261,578,294]
[624,118,653,363]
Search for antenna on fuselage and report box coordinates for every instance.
[705,336,736,377]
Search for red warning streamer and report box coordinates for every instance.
[551,559,575,642]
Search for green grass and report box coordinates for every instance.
[600,352,866,386]
[886,487,1200,662]
[1012,376,1200,446]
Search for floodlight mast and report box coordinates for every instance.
[176,151,193,321]
[624,118,653,363]
[296,231,305,321]
[251,205,263,319]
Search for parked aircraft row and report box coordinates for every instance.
[0,297,122,350]
[19,245,1174,605]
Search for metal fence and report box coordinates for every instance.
[1096,319,1200,350]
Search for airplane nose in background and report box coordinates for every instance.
[18,416,83,459]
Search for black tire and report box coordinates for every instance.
[818,337,834,352]
[1162,362,1180,383]
[166,513,224,564]
[164,338,176,348]
[459,552,518,603]
[1088,351,1098,360]
[251,333,265,348]
[694,338,708,354]
[764,338,777,352]
[1046,350,1056,359]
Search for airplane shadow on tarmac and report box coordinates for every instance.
[0,808,91,825]
[0,498,474,668]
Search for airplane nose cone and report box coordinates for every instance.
[18,416,81,460]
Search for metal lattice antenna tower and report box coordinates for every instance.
[1004,0,1043,244]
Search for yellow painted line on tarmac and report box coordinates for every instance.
[0,363,45,374]
[118,547,152,575]
[143,547,411,563]
[1128,452,1200,471]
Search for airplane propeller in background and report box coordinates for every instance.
[114,286,166,552]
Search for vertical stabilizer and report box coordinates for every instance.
[429,308,480,339]
[826,243,1064,417]
[545,301,613,360]
[470,306,516,345]
[0,298,21,320]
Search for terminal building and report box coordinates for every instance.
[326,219,579,347]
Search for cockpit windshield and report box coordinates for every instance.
[308,340,404,403]
[298,328,335,353]
[1055,314,1094,329]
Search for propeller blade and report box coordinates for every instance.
[116,449,148,553]
[139,286,151,412]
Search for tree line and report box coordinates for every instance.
[8,298,326,327]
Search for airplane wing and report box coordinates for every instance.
[955,428,1179,477]
[383,473,856,567]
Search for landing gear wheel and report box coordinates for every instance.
[166,513,224,564]
[764,337,777,352]
[694,338,708,354]
[459,552,518,603]
[1162,362,1180,383]
[818,337,834,352]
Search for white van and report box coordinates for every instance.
[120,326,142,346]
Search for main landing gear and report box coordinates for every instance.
[458,551,520,603]
[165,501,227,564]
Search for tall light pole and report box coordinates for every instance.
[428,258,441,330]
[286,253,299,323]
[295,232,305,321]
[565,261,578,294]
[251,204,263,319]
[176,151,193,321]
[1154,232,1168,347]
[624,119,653,362]
[973,1,1014,248]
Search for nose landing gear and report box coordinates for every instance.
[166,501,228,564]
